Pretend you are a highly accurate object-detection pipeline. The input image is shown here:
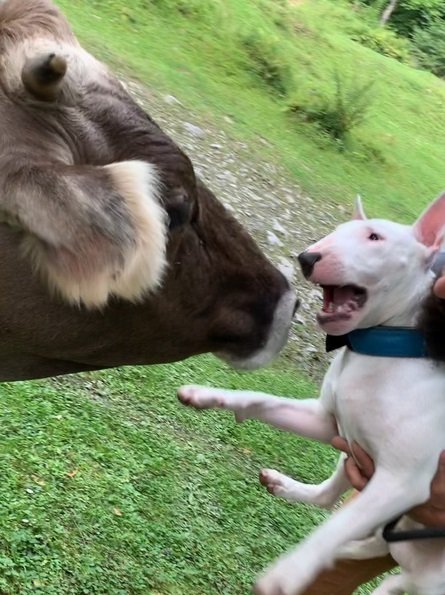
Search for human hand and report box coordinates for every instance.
[331,437,445,526]
[331,437,374,491]
[433,274,445,299]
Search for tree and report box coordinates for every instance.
[380,0,399,26]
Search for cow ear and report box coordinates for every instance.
[413,191,445,249]
[352,194,367,220]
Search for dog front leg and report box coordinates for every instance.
[260,454,350,508]
[178,385,337,443]
[253,467,431,595]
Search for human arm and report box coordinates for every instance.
[331,437,445,526]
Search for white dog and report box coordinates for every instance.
[178,193,445,595]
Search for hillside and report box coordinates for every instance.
[58,0,445,220]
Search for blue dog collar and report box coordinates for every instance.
[326,326,427,358]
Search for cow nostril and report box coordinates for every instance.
[297,251,322,279]
[293,299,300,316]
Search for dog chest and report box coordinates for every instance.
[325,350,445,456]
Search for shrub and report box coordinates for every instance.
[146,0,221,23]
[411,21,445,77]
[288,73,375,145]
[352,27,412,63]
[241,33,293,96]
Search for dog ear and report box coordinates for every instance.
[413,191,445,249]
[352,194,367,220]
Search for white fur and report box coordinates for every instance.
[178,193,445,595]
[104,160,168,302]
[24,160,168,309]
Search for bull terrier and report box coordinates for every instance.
[178,193,445,595]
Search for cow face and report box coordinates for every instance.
[0,0,297,380]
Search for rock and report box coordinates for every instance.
[210,143,222,150]
[266,231,284,247]
[164,94,182,105]
[273,219,287,235]
[277,258,295,282]
[183,122,206,138]
[216,170,236,184]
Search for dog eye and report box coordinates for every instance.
[368,232,381,241]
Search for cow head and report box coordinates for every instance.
[0,0,297,380]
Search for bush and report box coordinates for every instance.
[146,0,221,23]
[288,73,375,145]
[352,27,412,63]
[411,21,445,77]
[241,33,293,96]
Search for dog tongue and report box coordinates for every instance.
[333,286,355,305]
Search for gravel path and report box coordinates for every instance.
[122,77,346,382]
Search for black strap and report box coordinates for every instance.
[383,517,445,542]
[326,334,350,352]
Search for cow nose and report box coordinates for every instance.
[298,251,322,279]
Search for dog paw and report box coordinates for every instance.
[253,551,319,595]
[259,469,292,498]
[177,385,225,409]
[253,573,306,595]
[253,569,314,595]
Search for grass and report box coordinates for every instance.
[0,358,344,594]
[55,0,445,222]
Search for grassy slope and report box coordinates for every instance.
[57,0,445,221]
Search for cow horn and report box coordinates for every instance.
[21,53,67,101]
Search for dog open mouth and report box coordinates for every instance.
[317,285,367,325]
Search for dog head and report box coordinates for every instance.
[298,193,445,335]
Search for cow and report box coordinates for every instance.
[0,0,297,381]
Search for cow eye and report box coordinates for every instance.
[368,232,381,241]
[166,188,193,231]
[167,202,192,231]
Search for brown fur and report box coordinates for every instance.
[0,0,293,380]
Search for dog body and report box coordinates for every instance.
[178,194,445,595]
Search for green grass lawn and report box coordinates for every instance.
[0,359,342,594]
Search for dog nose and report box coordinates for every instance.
[298,251,322,278]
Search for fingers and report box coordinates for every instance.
[344,456,368,491]
[331,437,375,492]
[331,436,351,454]
[409,503,445,527]
[331,437,375,478]
[408,451,445,526]
[430,450,445,505]
[350,441,375,479]
[433,275,445,299]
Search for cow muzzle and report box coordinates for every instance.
[222,289,297,370]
